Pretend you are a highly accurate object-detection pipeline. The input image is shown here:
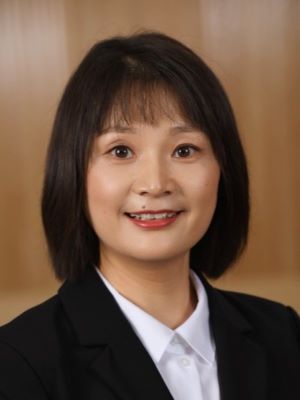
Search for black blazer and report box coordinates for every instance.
[0,267,299,400]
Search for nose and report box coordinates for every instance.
[132,154,175,197]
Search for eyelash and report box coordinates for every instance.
[109,145,133,159]
[108,144,200,159]
[174,144,200,158]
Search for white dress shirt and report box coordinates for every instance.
[96,268,220,400]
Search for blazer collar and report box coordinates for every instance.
[59,267,267,400]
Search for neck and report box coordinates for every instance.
[99,250,197,329]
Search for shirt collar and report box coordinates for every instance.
[176,270,216,364]
[96,268,215,364]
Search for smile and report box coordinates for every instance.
[124,210,182,229]
[127,212,179,220]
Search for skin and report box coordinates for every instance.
[87,114,220,328]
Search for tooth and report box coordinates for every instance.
[129,212,177,220]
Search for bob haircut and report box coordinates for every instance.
[42,31,249,281]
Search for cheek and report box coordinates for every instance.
[187,164,220,205]
[86,164,130,219]
[188,167,220,241]
[87,167,114,217]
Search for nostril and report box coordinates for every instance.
[138,189,172,196]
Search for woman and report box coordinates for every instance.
[0,32,299,400]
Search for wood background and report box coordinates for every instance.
[0,0,299,325]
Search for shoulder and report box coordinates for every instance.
[214,287,300,346]
[218,288,300,323]
[0,295,72,399]
[0,295,65,350]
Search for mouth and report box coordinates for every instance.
[124,210,182,221]
[124,210,182,229]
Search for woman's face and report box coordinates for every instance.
[87,114,220,266]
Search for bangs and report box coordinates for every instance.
[99,64,192,131]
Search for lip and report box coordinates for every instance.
[124,209,182,229]
[126,209,180,214]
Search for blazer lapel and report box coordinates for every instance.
[59,267,173,400]
[202,277,268,400]
[89,327,173,400]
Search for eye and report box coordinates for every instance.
[173,145,199,158]
[110,145,133,159]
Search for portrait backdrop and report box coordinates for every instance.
[0,0,299,324]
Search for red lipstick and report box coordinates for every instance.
[125,210,181,229]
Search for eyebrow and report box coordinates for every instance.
[169,124,201,134]
[101,125,135,134]
[101,123,202,135]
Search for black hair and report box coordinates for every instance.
[41,31,249,281]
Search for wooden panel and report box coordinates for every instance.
[0,0,299,323]
[0,0,68,291]
[197,0,300,277]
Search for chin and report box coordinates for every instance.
[125,246,188,264]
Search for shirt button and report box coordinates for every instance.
[180,357,190,367]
